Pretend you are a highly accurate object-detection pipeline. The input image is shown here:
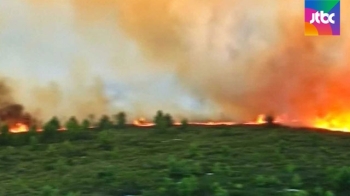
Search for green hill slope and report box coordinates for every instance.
[1,125,350,196]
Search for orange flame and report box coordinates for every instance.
[132,114,270,127]
[313,113,350,132]
[244,114,268,125]
[8,113,350,134]
[133,118,155,127]
[10,123,29,133]
[189,121,237,126]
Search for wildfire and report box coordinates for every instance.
[188,122,237,126]
[9,123,29,133]
[132,114,269,127]
[7,113,350,134]
[133,118,155,127]
[313,113,350,132]
[244,114,267,125]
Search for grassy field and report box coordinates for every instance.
[1,125,350,196]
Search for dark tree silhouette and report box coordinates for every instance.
[264,115,275,126]
[154,110,167,131]
[47,116,61,130]
[82,119,90,130]
[0,124,10,145]
[42,120,59,141]
[181,119,188,130]
[65,116,80,132]
[99,115,113,130]
[164,114,174,128]
[115,112,127,128]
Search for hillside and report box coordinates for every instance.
[1,125,350,196]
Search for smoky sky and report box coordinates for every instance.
[1,0,350,126]
[0,0,216,121]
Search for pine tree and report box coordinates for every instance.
[82,119,90,129]
[99,115,113,130]
[65,116,80,132]
[115,112,126,128]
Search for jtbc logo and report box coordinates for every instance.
[310,11,335,24]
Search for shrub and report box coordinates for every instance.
[324,191,335,196]
[61,140,75,157]
[1,146,16,161]
[147,177,177,196]
[255,175,281,187]
[65,117,80,132]
[29,136,39,150]
[188,143,201,158]
[330,166,350,192]
[47,117,61,130]
[291,174,303,188]
[157,178,176,196]
[55,158,69,175]
[0,125,11,145]
[312,189,334,196]
[192,162,203,175]
[286,164,296,173]
[81,119,90,130]
[221,145,231,156]
[154,110,167,132]
[96,167,116,186]
[234,184,243,189]
[98,131,114,150]
[180,119,188,130]
[167,156,191,178]
[212,182,229,196]
[287,190,308,196]
[99,115,113,129]
[164,113,174,128]
[42,123,58,141]
[40,185,59,196]
[177,176,198,196]
[115,112,127,128]
[46,144,57,156]
[66,192,81,196]
[65,117,87,140]
[213,163,224,175]
[27,125,38,137]
[312,186,323,196]
[255,175,266,186]
[225,166,234,176]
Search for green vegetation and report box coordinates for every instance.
[65,117,80,132]
[98,115,113,130]
[1,115,350,195]
[181,119,189,130]
[154,110,174,132]
[114,112,127,128]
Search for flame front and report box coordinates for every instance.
[10,123,29,133]
[313,113,350,132]
[244,114,267,125]
[133,118,155,127]
[8,114,350,134]
[132,114,270,127]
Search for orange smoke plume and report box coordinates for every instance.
[110,0,350,131]
[17,0,350,132]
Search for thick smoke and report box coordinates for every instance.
[109,0,350,125]
[0,80,33,127]
[0,1,112,122]
[4,0,350,126]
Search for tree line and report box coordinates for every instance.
[0,111,189,146]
